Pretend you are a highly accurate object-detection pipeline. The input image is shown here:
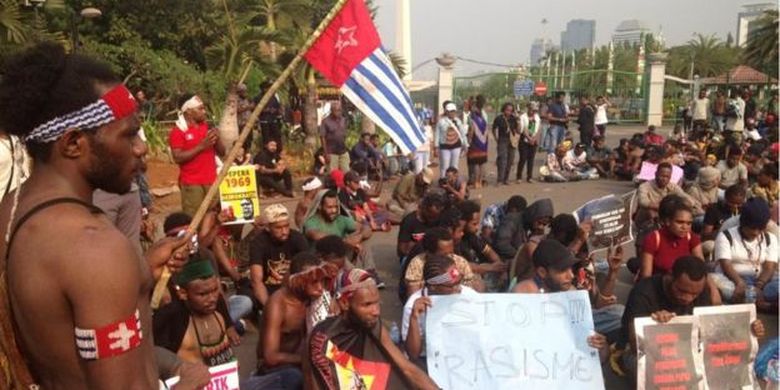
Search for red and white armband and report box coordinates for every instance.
[74,309,144,360]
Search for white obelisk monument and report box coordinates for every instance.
[396,0,412,81]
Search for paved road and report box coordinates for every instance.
[232,124,776,388]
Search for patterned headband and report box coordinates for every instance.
[425,267,461,286]
[25,84,137,144]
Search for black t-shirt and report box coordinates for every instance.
[492,115,519,139]
[253,150,280,170]
[457,232,490,264]
[249,230,309,293]
[339,188,368,211]
[619,275,712,346]
[578,105,595,131]
[703,202,737,230]
[397,213,436,257]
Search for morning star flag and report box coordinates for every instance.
[304,0,424,154]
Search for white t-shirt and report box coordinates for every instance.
[714,226,778,277]
[692,98,710,121]
[563,149,588,170]
[401,285,477,357]
[595,103,609,125]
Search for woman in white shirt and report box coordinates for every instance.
[415,118,434,174]
[594,96,611,137]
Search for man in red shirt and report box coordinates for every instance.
[169,95,225,216]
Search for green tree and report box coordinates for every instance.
[743,10,778,77]
[666,34,740,78]
[0,0,66,60]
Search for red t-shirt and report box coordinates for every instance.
[642,227,701,275]
[168,123,217,185]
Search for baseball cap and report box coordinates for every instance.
[263,204,289,224]
[532,239,578,271]
[421,167,435,184]
[444,102,457,112]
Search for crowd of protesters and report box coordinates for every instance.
[0,43,777,390]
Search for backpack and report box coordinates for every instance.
[722,229,771,250]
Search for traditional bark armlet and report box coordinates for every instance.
[74,310,143,360]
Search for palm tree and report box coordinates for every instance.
[254,0,311,63]
[744,10,778,77]
[0,0,65,56]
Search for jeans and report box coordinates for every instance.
[496,138,514,183]
[543,124,565,153]
[414,151,429,174]
[712,115,725,132]
[710,272,779,302]
[228,295,253,323]
[517,142,537,180]
[242,367,303,390]
[438,146,461,176]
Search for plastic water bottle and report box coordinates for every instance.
[745,285,757,303]
[389,322,401,345]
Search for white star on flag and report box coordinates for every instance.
[334,26,359,54]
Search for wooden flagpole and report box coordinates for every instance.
[151,0,351,308]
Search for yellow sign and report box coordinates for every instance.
[218,165,260,225]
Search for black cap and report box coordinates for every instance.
[532,239,578,271]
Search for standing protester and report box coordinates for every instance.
[712,90,727,132]
[577,96,596,147]
[594,95,611,137]
[307,269,439,389]
[0,43,191,388]
[257,81,284,152]
[544,91,569,153]
[466,96,489,188]
[254,139,294,197]
[169,94,226,216]
[415,117,435,174]
[691,89,710,133]
[517,101,541,183]
[726,89,746,134]
[435,101,466,177]
[492,102,518,186]
[319,101,350,173]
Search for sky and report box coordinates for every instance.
[372,0,775,79]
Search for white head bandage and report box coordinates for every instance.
[302,177,323,192]
[175,95,204,131]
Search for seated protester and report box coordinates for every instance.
[350,132,383,177]
[541,146,574,182]
[701,184,746,243]
[314,235,350,282]
[247,253,338,390]
[339,171,391,232]
[612,138,634,180]
[562,142,599,180]
[396,192,445,261]
[404,227,480,297]
[613,257,764,379]
[510,198,554,282]
[492,195,529,260]
[743,144,765,183]
[438,166,468,205]
[154,259,237,367]
[312,147,326,176]
[661,140,685,167]
[510,240,609,358]
[717,147,749,189]
[457,200,508,291]
[636,162,702,228]
[751,164,778,208]
[302,190,377,281]
[586,135,615,178]
[254,140,294,197]
[308,269,439,390]
[479,199,509,243]
[574,245,627,342]
[387,167,434,217]
[710,198,778,309]
[294,177,323,228]
[686,166,721,213]
[643,124,665,146]
[163,213,250,330]
[403,255,478,366]
[381,138,408,177]
[249,204,309,309]
[640,195,703,278]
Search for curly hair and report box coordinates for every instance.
[0,42,119,161]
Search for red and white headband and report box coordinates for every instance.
[25,84,137,143]
[425,267,461,286]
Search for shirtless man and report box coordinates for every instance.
[0,43,189,388]
[154,258,236,367]
[249,253,336,389]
